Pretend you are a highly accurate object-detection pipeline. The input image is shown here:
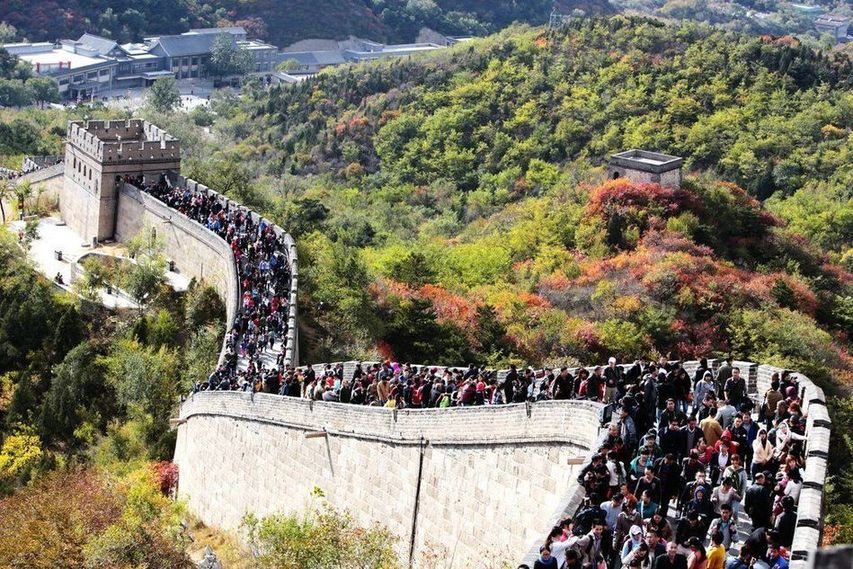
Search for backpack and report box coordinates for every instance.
[599,403,615,426]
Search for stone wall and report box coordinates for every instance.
[174,359,830,569]
[174,392,601,568]
[605,166,682,188]
[114,177,299,367]
[115,183,239,336]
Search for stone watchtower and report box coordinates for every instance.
[607,149,683,189]
[61,119,181,244]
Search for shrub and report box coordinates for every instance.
[243,501,398,569]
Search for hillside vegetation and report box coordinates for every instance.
[188,18,851,371]
[0,15,850,547]
[174,20,851,537]
[0,0,613,47]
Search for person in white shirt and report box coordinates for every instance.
[600,493,624,530]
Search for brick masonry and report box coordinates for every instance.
[175,392,600,568]
[174,360,830,569]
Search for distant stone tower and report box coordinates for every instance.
[61,119,181,244]
[607,149,683,189]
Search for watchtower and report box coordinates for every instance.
[607,149,683,189]
[61,119,181,243]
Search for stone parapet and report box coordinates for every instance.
[175,391,601,567]
[172,175,299,367]
[264,358,829,567]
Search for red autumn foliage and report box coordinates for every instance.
[151,461,179,497]
[586,179,703,219]
[376,340,395,361]
[420,284,478,330]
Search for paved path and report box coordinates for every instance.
[10,216,190,308]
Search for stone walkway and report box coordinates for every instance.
[10,216,190,308]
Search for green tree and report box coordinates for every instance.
[182,324,222,387]
[276,58,301,73]
[389,251,436,287]
[0,23,16,43]
[123,229,167,310]
[21,218,38,249]
[38,342,116,447]
[184,284,225,331]
[0,79,31,107]
[101,339,179,422]
[382,296,470,364]
[73,257,109,303]
[13,180,32,219]
[27,77,59,107]
[207,33,254,79]
[147,77,181,113]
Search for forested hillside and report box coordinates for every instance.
[0,0,613,46]
[184,18,850,378]
[180,17,853,537]
[0,14,851,547]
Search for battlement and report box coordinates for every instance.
[62,119,181,241]
[67,119,180,164]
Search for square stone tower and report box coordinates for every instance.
[61,119,181,243]
[607,149,683,189]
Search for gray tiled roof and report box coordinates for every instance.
[78,33,118,55]
[188,26,246,36]
[151,33,227,57]
[284,50,347,66]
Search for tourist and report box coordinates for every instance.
[533,544,558,569]
[652,542,688,569]
[706,532,726,569]
[705,505,738,550]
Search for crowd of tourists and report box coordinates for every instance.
[125,174,293,393]
[132,174,805,569]
[520,359,804,569]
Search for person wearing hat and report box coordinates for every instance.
[604,356,623,404]
[685,485,713,522]
[621,525,646,560]
[623,542,653,569]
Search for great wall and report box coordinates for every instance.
[32,119,835,567]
